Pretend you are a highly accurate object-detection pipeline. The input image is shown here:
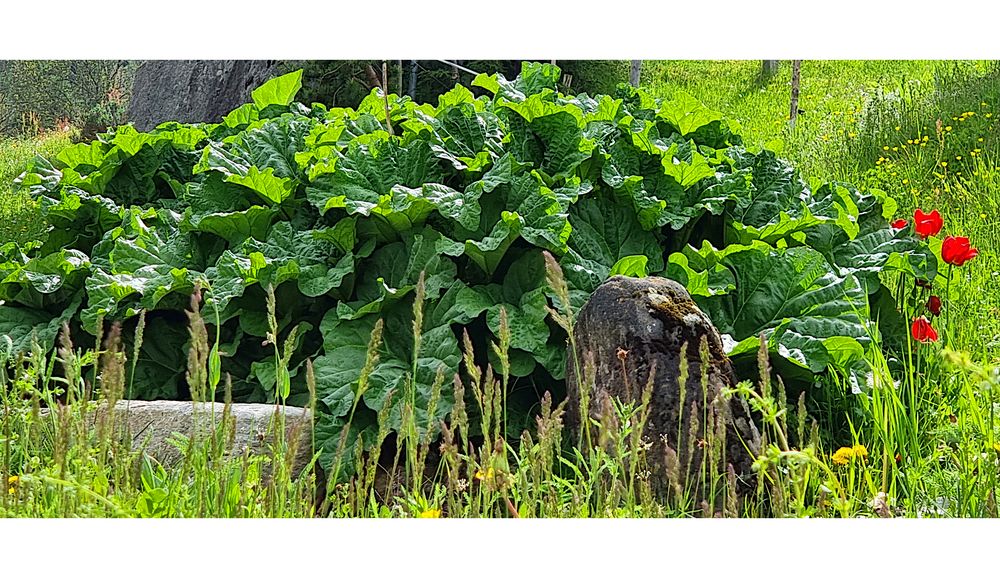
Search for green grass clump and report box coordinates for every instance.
[0,130,73,246]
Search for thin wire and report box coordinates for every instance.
[436,60,481,77]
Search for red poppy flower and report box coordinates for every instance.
[891,219,908,229]
[911,316,938,343]
[941,235,978,266]
[913,209,943,239]
[927,295,942,316]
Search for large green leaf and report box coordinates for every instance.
[316,296,460,431]
[0,292,82,354]
[669,242,871,375]
[251,70,304,110]
[337,228,456,320]
[562,190,665,293]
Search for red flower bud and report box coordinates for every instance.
[891,219,908,229]
[913,208,943,239]
[941,235,978,266]
[927,295,942,316]
[911,316,938,343]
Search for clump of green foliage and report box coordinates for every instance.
[0,60,137,138]
[0,63,940,472]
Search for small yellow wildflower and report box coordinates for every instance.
[895,125,901,131]
[941,161,948,168]
[832,447,854,466]
[475,467,495,481]
[848,132,857,138]
[883,146,890,151]
[982,102,988,107]
[852,444,869,459]
[417,508,442,518]
[945,126,953,131]
[6,475,17,495]
[892,147,899,152]
[902,179,909,184]
[987,113,993,118]
[981,213,988,220]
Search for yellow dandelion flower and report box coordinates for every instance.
[852,444,868,458]
[475,467,495,481]
[832,447,854,466]
[417,508,442,518]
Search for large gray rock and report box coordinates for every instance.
[566,276,761,505]
[127,60,280,130]
[47,400,314,478]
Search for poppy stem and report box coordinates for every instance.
[946,263,953,344]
